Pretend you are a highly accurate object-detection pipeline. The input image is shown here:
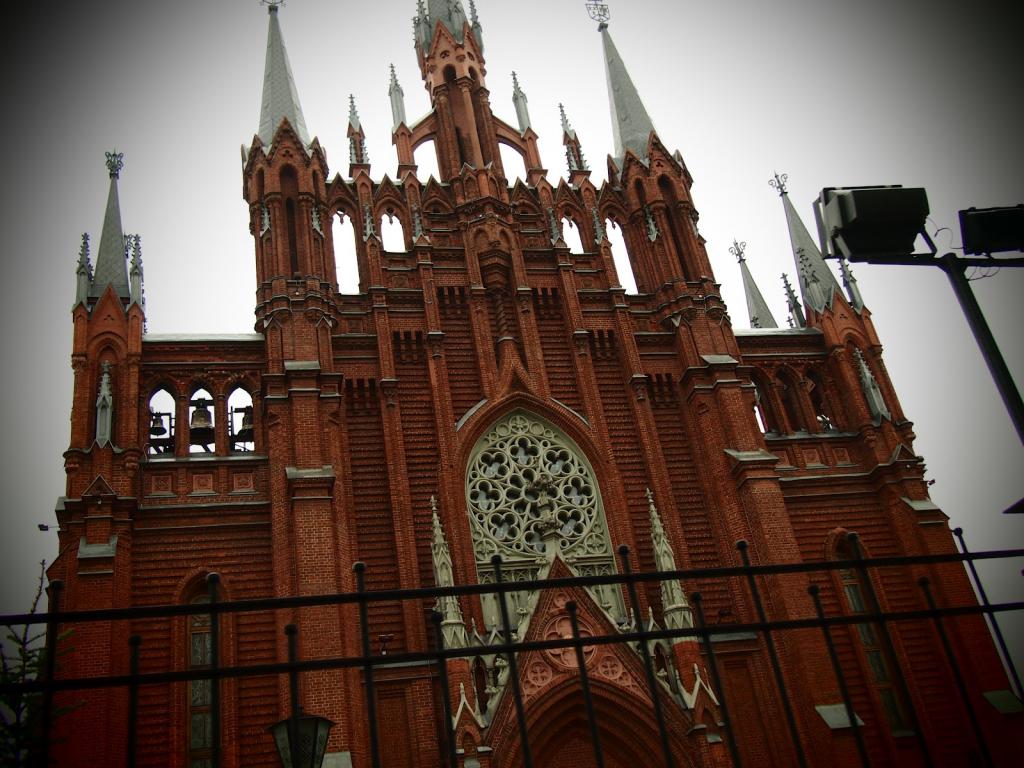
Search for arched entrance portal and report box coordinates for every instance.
[494,681,697,768]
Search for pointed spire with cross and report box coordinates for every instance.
[733,240,779,329]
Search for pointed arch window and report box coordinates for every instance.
[333,212,360,294]
[466,411,624,627]
[147,388,176,455]
[189,388,215,454]
[775,370,806,433]
[834,537,911,734]
[498,142,527,184]
[605,218,637,294]
[187,594,213,768]
[561,217,585,254]
[380,210,406,253]
[413,139,440,182]
[806,370,837,432]
[280,166,300,277]
[227,388,254,453]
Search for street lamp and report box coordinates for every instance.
[268,712,334,768]
[814,186,1024,445]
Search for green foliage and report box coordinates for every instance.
[1,561,48,767]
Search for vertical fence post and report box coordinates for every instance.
[127,635,141,768]
[206,573,221,768]
[691,593,743,768]
[617,545,675,768]
[807,585,869,768]
[846,532,934,767]
[431,611,459,768]
[39,578,63,768]
[491,554,534,768]
[566,601,605,768]
[353,562,382,768]
[284,624,301,768]
[953,527,1022,696]
[736,540,807,768]
[918,577,994,767]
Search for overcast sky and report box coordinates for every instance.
[1,0,1020,666]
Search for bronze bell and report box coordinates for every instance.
[240,405,254,432]
[149,412,167,437]
[190,402,213,429]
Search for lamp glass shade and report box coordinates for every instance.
[268,714,334,768]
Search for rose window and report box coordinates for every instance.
[467,412,607,560]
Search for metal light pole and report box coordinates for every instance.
[815,188,1024,445]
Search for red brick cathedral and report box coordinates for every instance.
[48,2,1019,767]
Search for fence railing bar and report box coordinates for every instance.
[954,527,1023,697]
[737,540,807,768]
[39,578,62,768]
[566,601,605,768]
[491,555,534,768]
[207,573,221,768]
[9,548,1022,627]
[618,545,675,768]
[847,533,934,768]
[9,598,1022,697]
[127,635,141,768]
[808,585,869,768]
[353,562,382,768]
[691,593,742,768]
[285,624,302,768]
[431,611,459,768]
[918,577,994,767]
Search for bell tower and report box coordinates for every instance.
[242,1,335,372]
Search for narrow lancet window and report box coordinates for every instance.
[605,219,637,293]
[380,211,406,253]
[333,212,360,294]
[189,388,215,454]
[227,388,255,452]
[148,388,176,455]
[561,217,585,254]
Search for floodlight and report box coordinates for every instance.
[819,186,929,260]
[959,205,1024,255]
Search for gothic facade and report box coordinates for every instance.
[47,3,1019,767]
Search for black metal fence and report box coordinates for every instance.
[3,530,1022,768]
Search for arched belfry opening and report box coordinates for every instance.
[465,411,624,627]
[280,165,300,276]
[605,218,637,293]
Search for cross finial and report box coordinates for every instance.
[261,0,284,14]
[729,239,747,262]
[586,1,610,26]
[105,151,124,179]
[769,171,788,196]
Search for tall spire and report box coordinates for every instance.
[560,103,589,176]
[731,240,778,329]
[348,95,369,166]
[771,173,842,315]
[256,3,310,148]
[782,273,806,328]
[853,349,891,424]
[128,234,144,310]
[838,255,865,311]
[388,64,406,129]
[600,23,657,163]
[75,233,92,306]
[426,0,470,44]
[90,152,130,300]
[511,72,531,135]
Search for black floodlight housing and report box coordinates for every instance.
[817,186,929,261]
[959,205,1024,256]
